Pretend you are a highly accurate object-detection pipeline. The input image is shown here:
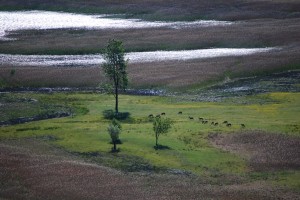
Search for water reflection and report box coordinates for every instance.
[0,48,276,66]
[0,10,233,40]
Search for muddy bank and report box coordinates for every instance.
[1,70,299,101]
[184,70,300,102]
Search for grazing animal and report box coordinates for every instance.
[189,116,194,120]
[214,122,219,126]
[202,120,208,124]
[156,114,161,118]
[211,122,215,125]
[178,111,183,114]
[223,121,228,124]
[161,112,166,115]
[199,117,203,121]
[226,123,232,127]
[148,114,154,118]
[241,124,245,128]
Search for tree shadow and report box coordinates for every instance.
[154,145,171,150]
[110,148,120,153]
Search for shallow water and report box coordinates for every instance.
[0,48,276,66]
[0,10,232,40]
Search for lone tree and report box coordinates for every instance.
[152,116,172,149]
[107,119,122,152]
[102,39,128,114]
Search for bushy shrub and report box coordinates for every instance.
[107,119,122,152]
[102,109,130,120]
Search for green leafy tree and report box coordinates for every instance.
[107,119,122,152]
[101,39,128,114]
[152,116,172,149]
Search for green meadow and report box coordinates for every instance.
[1,91,299,188]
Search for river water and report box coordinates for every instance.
[0,48,276,66]
[0,10,232,40]
[0,10,277,66]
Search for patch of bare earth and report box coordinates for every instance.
[1,139,299,199]
[210,131,300,171]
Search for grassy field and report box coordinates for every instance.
[1,91,299,190]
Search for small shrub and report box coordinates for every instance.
[153,117,172,149]
[103,109,130,120]
[107,119,122,152]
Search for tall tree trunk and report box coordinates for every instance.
[155,133,158,148]
[114,75,119,114]
[113,141,116,151]
[115,87,118,114]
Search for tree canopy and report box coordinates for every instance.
[102,39,128,114]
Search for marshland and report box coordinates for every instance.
[0,0,300,199]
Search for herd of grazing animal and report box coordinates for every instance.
[148,111,246,128]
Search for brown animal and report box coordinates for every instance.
[226,123,232,127]
[178,111,183,114]
[189,116,194,120]
[241,124,245,128]
[161,112,166,115]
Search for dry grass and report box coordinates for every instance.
[0,66,104,88]
[210,131,300,171]
[1,139,299,200]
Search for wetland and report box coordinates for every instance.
[0,0,300,199]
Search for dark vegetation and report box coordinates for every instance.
[102,110,131,121]
[0,93,73,125]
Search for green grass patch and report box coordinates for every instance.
[1,91,299,188]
